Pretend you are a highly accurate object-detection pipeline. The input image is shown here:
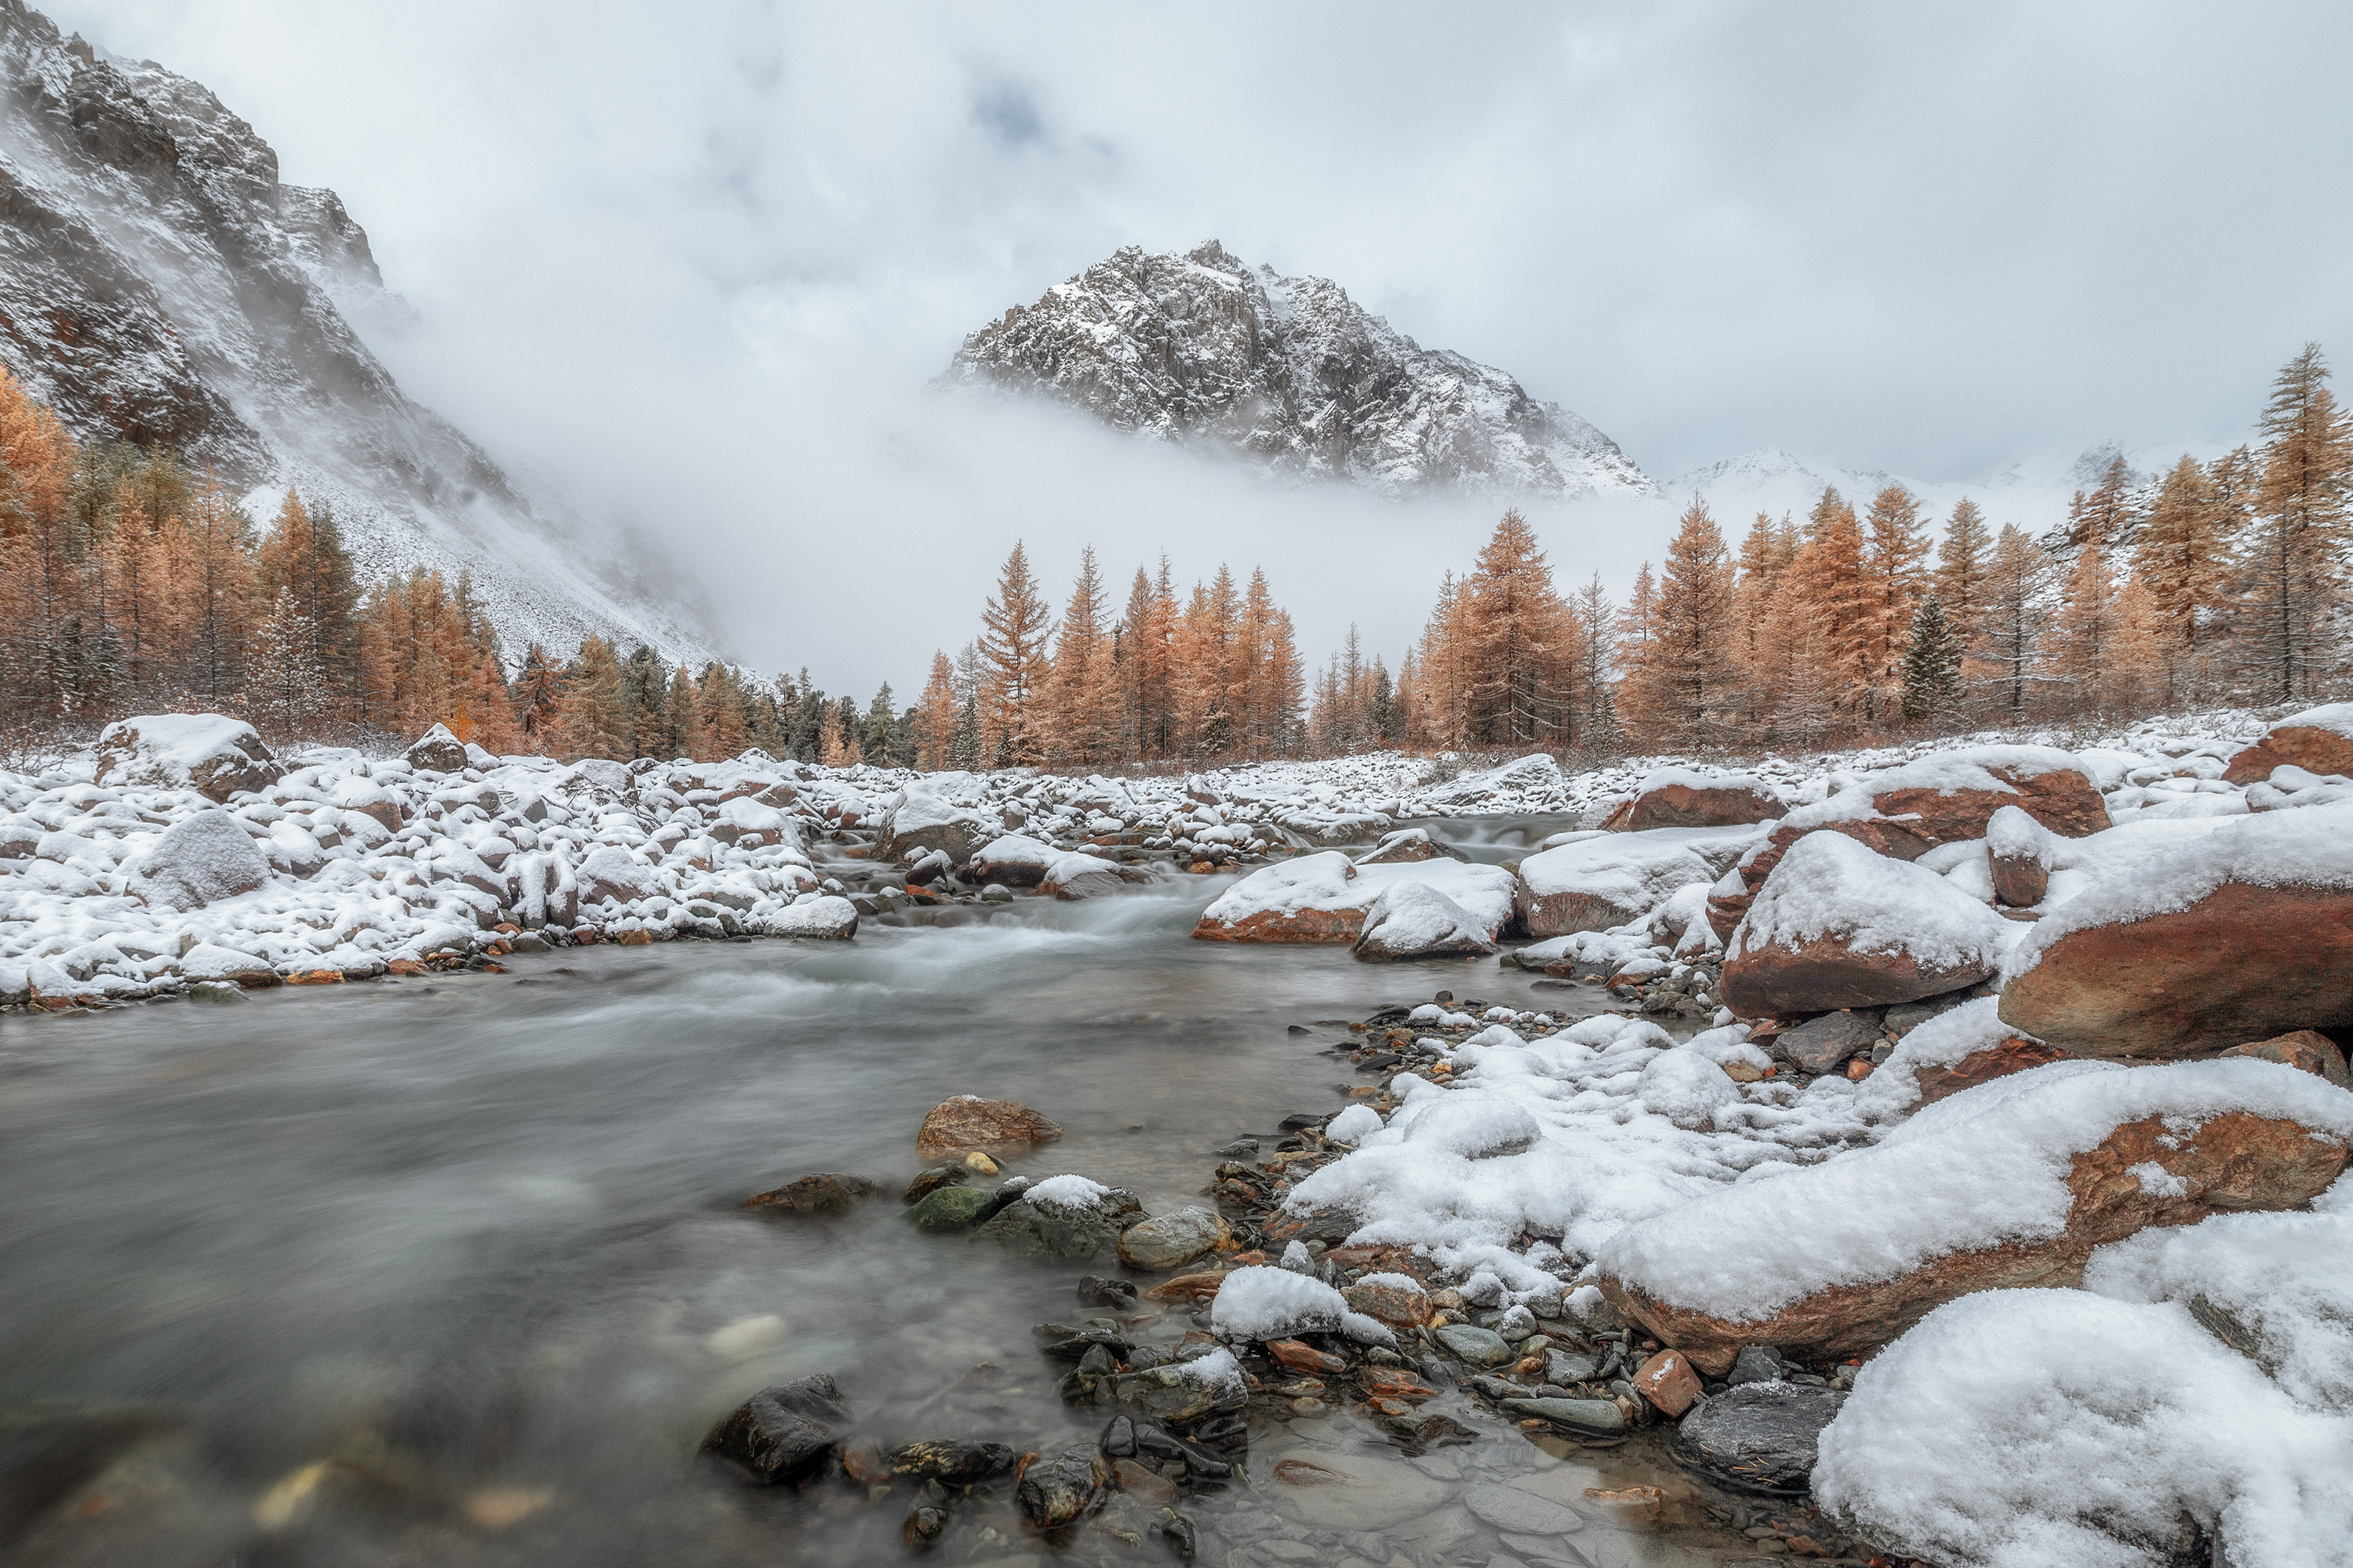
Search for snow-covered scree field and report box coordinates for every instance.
[7,703,2353,1565]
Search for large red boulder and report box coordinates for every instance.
[1999,804,2353,1057]
[2221,703,2353,784]
[1721,831,2010,1016]
[1596,1060,2353,1372]
[1600,770,1785,832]
[915,1097,1062,1161]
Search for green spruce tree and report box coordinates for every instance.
[1901,592,1965,724]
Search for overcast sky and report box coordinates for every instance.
[46,1,2353,690]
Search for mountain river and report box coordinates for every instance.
[0,840,1783,1567]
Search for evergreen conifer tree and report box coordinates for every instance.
[1899,593,1964,724]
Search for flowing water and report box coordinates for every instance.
[0,866,1777,1567]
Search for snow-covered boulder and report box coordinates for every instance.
[1353,827,1463,865]
[1596,1058,2353,1372]
[969,832,1054,887]
[179,942,279,987]
[1209,1264,1392,1345]
[712,795,795,850]
[1192,852,1517,944]
[1040,849,1143,900]
[1352,878,1499,962]
[1999,801,2353,1057]
[1715,747,2111,934]
[878,787,993,867]
[761,895,857,939]
[1857,996,2065,1114]
[576,844,660,906]
[1815,1289,2353,1568]
[1515,826,1759,939]
[1721,831,2012,1016]
[128,809,271,912]
[1599,768,1784,832]
[974,1174,1144,1260]
[1983,801,2053,907]
[403,723,468,773]
[2221,700,2353,784]
[94,715,281,801]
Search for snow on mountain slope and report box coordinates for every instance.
[941,240,1655,504]
[0,1,721,665]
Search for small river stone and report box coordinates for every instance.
[1433,1324,1515,1367]
[1116,1207,1230,1270]
[1463,1483,1582,1536]
[1500,1397,1626,1434]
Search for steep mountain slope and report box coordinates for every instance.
[0,1,720,665]
[942,240,1654,503]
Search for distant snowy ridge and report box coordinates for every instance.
[941,240,1656,504]
[0,1,723,666]
[1664,442,2214,536]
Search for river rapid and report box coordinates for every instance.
[0,859,1776,1567]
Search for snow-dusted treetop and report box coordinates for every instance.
[940,240,1655,503]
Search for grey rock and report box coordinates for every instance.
[1673,1381,1847,1494]
[1117,1207,1230,1270]
[704,1373,851,1483]
[1545,1350,1599,1384]
[1774,1009,1883,1075]
[975,1185,1144,1260]
[1015,1442,1107,1529]
[1433,1325,1515,1367]
[1499,1397,1626,1433]
[1727,1345,1788,1387]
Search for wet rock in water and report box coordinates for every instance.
[974,1178,1145,1261]
[1016,1442,1108,1530]
[1500,1396,1627,1434]
[2221,1028,2351,1088]
[1099,1414,1140,1456]
[1109,1456,1175,1503]
[1158,1511,1198,1560]
[1101,1361,1249,1428]
[1674,1381,1847,1494]
[1351,879,1500,962]
[904,1186,992,1231]
[1034,1322,1131,1361]
[1117,1207,1230,1270]
[1076,1275,1139,1309]
[901,1166,967,1204]
[1266,1339,1346,1375]
[901,1502,947,1550]
[1463,1479,1588,1536]
[915,1095,1063,1161]
[1432,1324,1515,1367]
[704,1373,851,1483]
[972,1175,1032,1223]
[1773,1010,1883,1076]
[740,1173,880,1213]
[885,1439,1018,1486]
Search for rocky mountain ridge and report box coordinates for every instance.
[0,0,720,665]
[941,240,1655,504]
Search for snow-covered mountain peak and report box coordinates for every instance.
[0,1,721,665]
[942,239,1654,503]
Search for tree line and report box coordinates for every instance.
[5,344,2346,769]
